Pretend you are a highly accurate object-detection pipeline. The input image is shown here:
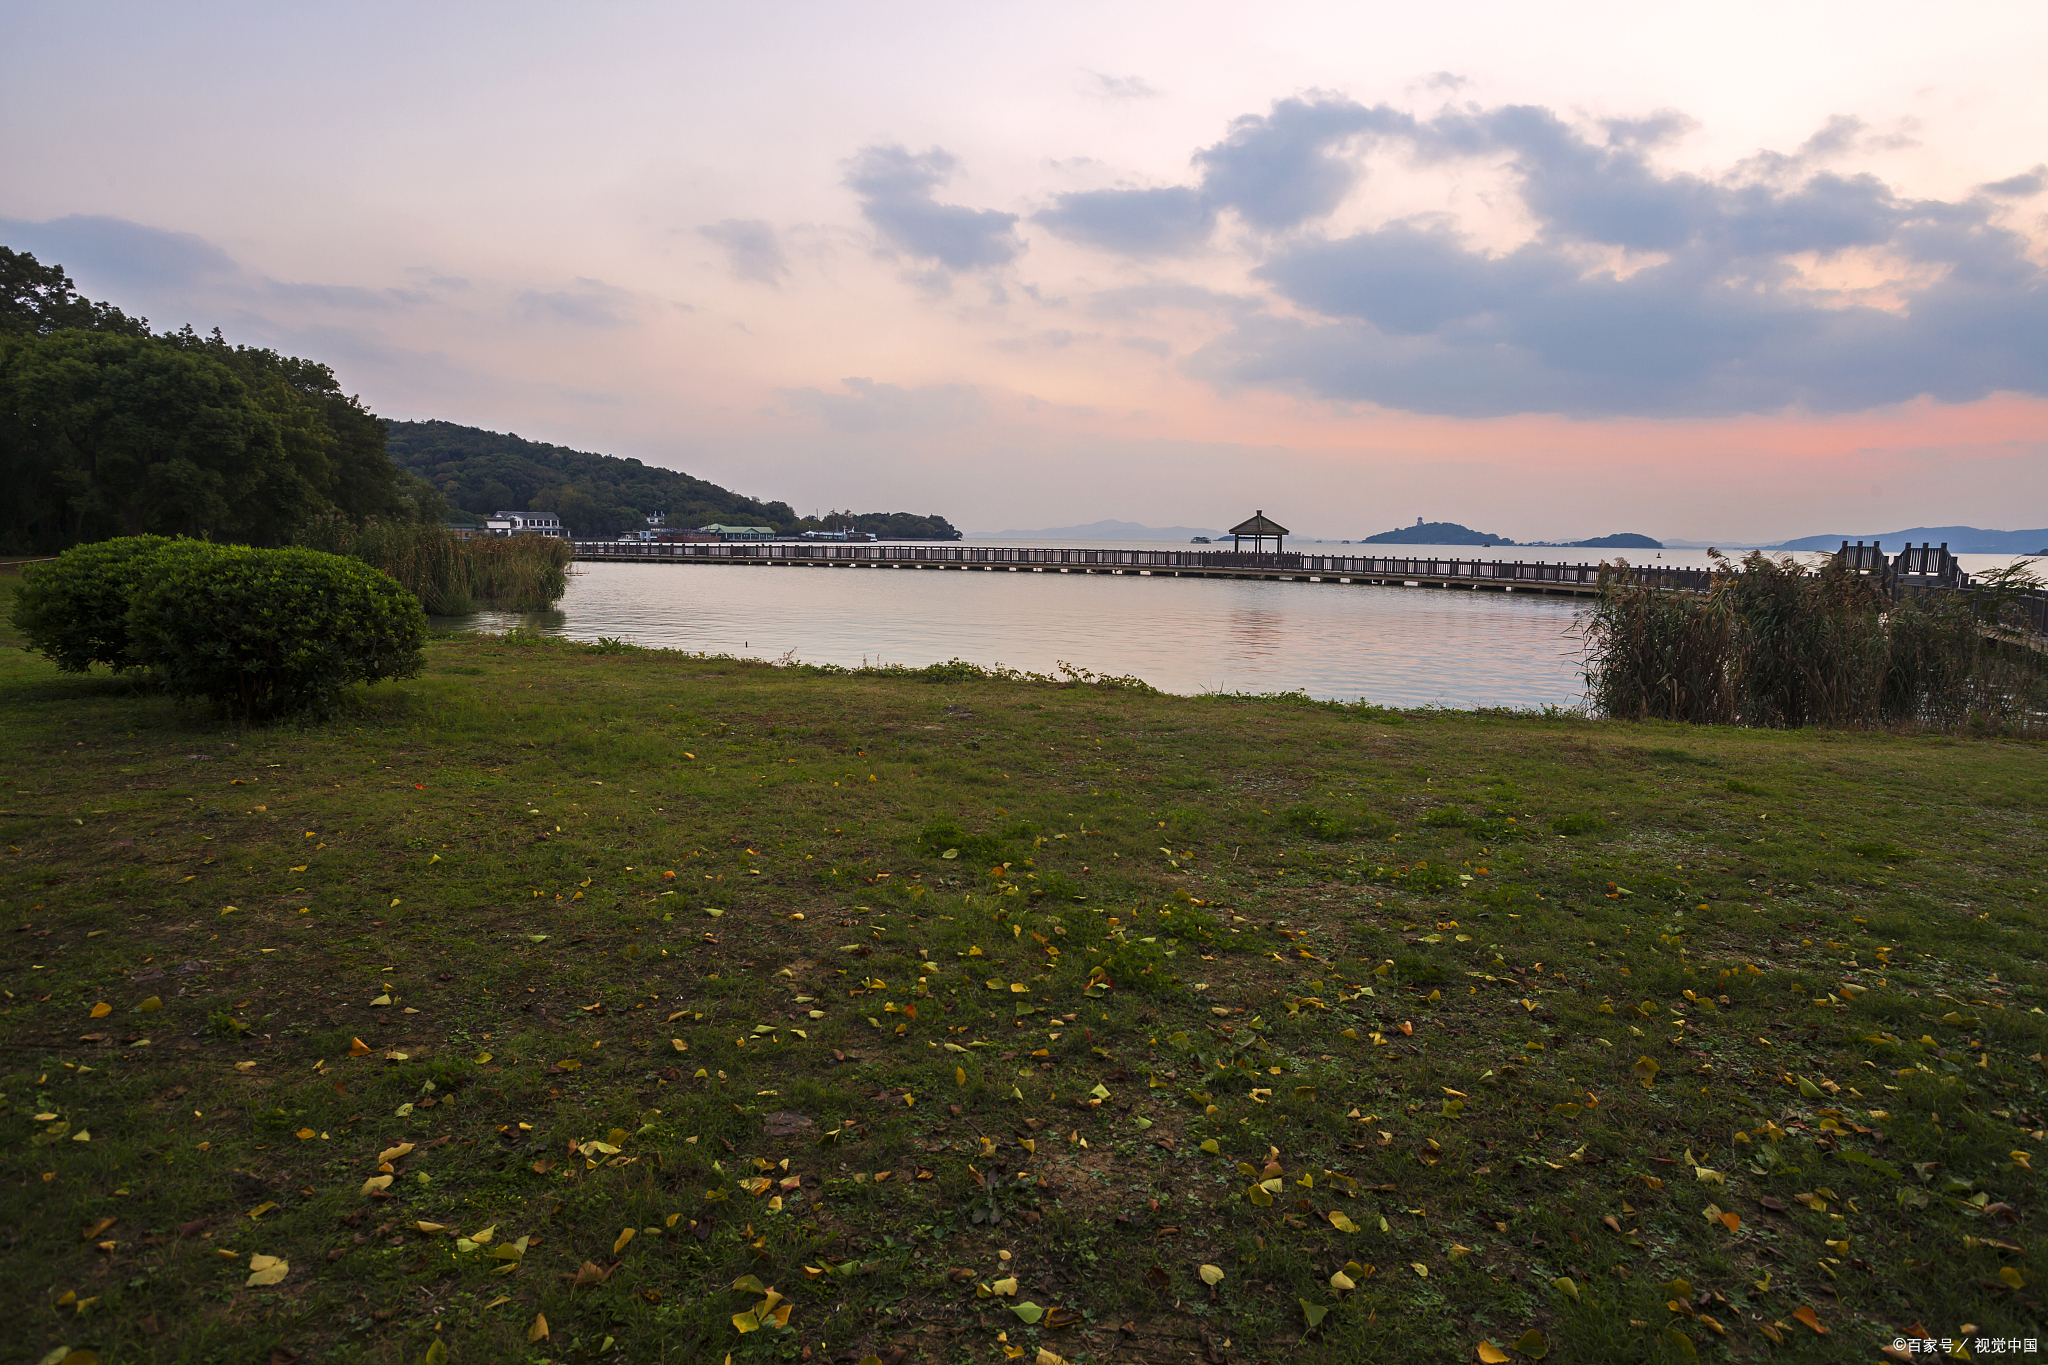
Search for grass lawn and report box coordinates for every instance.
[3,582,2043,1365]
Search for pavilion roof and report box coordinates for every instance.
[1229,511,1290,536]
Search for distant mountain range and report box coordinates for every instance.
[1767,525,2048,554]
[981,519,1225,540]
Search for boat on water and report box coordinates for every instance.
[1190,535,1211,544]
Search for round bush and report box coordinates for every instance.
[9,535,174,672]
[126,544,427,719]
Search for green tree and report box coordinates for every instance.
[0,331,285,540]
[0,246,151,338]
[159,327,434,532]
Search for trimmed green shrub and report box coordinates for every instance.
[126,543,426,719]
[9,535,174,672]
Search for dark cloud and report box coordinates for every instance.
[698,218,788,283]
[1028,96,2048,417]
[1036,97,1408,253]
[1980,165,2047,198]
[1211,192,2048,417]
[844,145,1023,271]
[1033,186,1214,255]
[1192,97,1409,230]
[515,278,633,327]
[0,214,236,291]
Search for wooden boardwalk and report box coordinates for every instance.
[568,541,1702,598]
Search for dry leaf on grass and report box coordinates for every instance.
[246,1254,289,1287]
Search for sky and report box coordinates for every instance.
[4,0,2047,542]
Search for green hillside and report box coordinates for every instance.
[1359,519,1516,546]
[387,420,960,541]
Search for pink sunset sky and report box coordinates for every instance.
[4,0,2046,542]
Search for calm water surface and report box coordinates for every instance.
[443,541,2040,708]
[449,542,1597,708]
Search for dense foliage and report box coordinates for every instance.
[296,513,572,614]
[0,247,441,553]
[7,534,173,671]
[1582,550,2048,731]
[126,542,427,719]
[388,419,961,540]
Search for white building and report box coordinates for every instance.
[485,511,567,538]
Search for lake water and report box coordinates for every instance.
[441,540,2041,709]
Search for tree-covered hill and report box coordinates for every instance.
[1,241,960,551]
[386,420,961,541]
[1358,520,1516,546]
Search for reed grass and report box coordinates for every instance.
[295,514,571,613]
[1583,550,2048,732]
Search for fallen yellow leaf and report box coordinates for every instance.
[245,1253,289,1287]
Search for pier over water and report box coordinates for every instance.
[568,541,1684,597]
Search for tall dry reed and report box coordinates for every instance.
[1581,551,2047,733]
[296,514,571,613]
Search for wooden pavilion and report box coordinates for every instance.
[1229,510,1289,553]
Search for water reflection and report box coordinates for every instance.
[1225,607,1286,663]
[431,608,567,635]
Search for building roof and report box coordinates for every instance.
[1229,511,1290,536]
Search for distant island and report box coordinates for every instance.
[1358,520,1515,545]
[981,519,1225,541]
[1524,532,1665,549]
[388,421,962,541]
[1354,520,1662,549]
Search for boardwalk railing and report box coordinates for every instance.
[568,541,1687,595]
[1834,540,2048,639]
